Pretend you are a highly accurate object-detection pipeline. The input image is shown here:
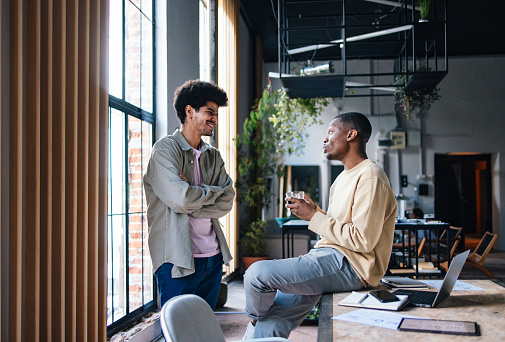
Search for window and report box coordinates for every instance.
[199,0,211,81]
[107,0,155,335]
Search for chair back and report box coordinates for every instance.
[447,226,463,240]
[160,294,226,342]
[471,232,498,264]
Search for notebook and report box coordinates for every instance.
[380,276,428,289]
[393,250,470,308]
[339,291,410,311]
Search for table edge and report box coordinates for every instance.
[317,293,333,342]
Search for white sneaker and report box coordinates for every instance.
[242,321,256,340]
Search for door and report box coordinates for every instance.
[434,153,492,249]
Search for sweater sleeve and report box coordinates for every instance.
[309,178,392,253]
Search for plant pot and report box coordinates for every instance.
[215,282,228,308]
[419,18,429,23]
[243,256,270,271]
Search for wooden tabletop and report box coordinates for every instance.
[318,279,505,341]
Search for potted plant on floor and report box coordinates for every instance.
[235,85,328,270]
[241,219,269,270]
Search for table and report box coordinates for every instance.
[280,220,311,258]
[318,279,505,341]
[392,221,450,277]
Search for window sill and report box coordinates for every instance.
[109,311,162,342]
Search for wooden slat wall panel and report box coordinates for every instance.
[98,0,109,339]
[64,0,78,339]
[0,1,2,340]
[88,0,101,337]
[76,0,90,339]
[9,0,24,340]
[217,0,239,275]
[25,1,42,340]
[52,0,67,338]
[1,1,109,340]
[40,0,54,340]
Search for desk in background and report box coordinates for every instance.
[392,221,450,277]
[280,220,312,258]
[318,279,505,341]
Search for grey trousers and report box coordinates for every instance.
[244,247,364,338]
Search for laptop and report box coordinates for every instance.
[393,249,470,308]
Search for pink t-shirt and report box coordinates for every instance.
[188,147,220,257]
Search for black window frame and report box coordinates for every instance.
[106,0,157,336]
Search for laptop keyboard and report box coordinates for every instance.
[393,290,437,305]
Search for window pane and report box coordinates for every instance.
[128,212,143,312]
[108,109,126,216]
[128,116,145,208]
[140,13,153,112]
[109,0,123,98]
[140,0,153,21]
[108,213,127,323]
[127,116,153,312]
[142,120,153,304]
[199,0,210,81]
[125,1,141,108]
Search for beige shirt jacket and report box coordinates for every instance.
[310,159,397,287]
[143,129,234,278]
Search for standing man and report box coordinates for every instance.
[143,80,235,309]
[243,112,397,339]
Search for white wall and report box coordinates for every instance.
[157,1,200,139]
[262,56,505,250]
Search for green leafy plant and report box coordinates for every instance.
[394,67,441,119]
[235,86,328,256]
[269,88,329,156]
[418,0,432,20]
[240,219,268,257]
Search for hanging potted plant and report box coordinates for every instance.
[418,0,432,23]
[235,85,328,269]
[394,67,441,120]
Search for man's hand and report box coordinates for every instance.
[179,172,188,183]
[285,193,317,221]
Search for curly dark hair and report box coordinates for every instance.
[173,80,228,124]
[334,112,372,143]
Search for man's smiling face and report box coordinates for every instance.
[192,101,219,136]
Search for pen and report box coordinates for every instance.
[358,294,368,304]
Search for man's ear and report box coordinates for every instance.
[185,105,194,120]
[347,129,358,141]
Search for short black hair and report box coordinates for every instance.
[412,207,424,219]
[334,112,372,143]
[173,80,229,124]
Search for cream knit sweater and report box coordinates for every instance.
[310,159,397,287]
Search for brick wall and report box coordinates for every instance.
[128,117,153,311]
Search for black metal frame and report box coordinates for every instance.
[276,0,448,98]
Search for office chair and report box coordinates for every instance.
[160,294,290,342]
[465,232,499,279]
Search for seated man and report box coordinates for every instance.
[242,112,397,339]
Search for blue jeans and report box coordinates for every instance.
[244,248,364,338]
[155,253,223,310]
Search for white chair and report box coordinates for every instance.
[160,294,290,342]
